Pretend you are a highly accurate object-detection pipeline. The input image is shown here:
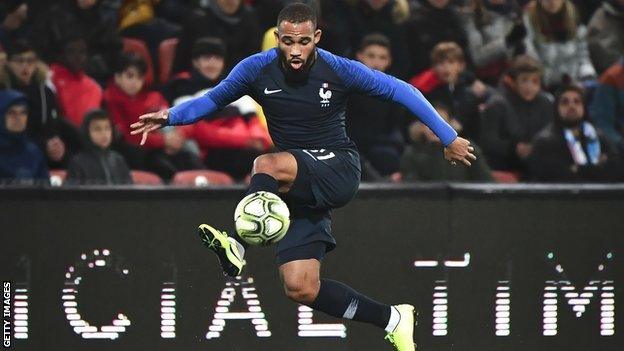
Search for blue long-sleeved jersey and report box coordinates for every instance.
[167,48,457,150]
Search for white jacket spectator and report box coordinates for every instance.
[523,0,596,88]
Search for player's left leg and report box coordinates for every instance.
[278,249,416,351]
[198,152,297,276]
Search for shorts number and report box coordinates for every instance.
[303,149,336,161]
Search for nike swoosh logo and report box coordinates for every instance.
[264,88,282,95]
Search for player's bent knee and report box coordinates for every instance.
[283,279,320,304]
[253,153,296,181]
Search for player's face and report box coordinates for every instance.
[434,59,464,85]
[514,73,541,102]
[557,91,584,126]
[4,105,28,133]
[356,44,391,72]
[275,20,321,72]
[89,119,113,149]
[8,51,38,85]
[114,67,144,96]
[192,55,225,81]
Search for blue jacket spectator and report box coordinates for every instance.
[0,89,49,183]
[589,58,624,151]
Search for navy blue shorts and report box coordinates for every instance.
[275,148,361,264]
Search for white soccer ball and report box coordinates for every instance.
[234,191,290,246]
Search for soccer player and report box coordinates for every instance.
[130,4,475,350]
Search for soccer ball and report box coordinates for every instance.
[234,191,290,246]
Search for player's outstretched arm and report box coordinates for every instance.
[130,109,169,146]
[320,50,477,166]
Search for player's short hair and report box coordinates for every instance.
[508,55,543,80]
[277,3,317,29]
[114,52,147,76]
[430,42,464,65]
[192,37,226,60]
[358,33,391,53]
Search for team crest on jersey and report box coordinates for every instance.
[319,83,332,107]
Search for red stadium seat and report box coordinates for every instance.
[491,170,520,183]
[171,170,234,186]
[158,38,179,83]
[49,169,67,186]
[131,170,163,185]
[122,38,155,87]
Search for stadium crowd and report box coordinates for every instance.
[0,0,623,185]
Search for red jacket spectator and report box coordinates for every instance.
[188,115,271,159]
[103,81,168,149]
[50,63,102,128]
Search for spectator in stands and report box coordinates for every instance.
[30,0,121,83]
[50,36,103,128]
[349,0,411,78]
[173,0,261,74]
[480,55,553,173]
[589,58,624,151]
[405,0,468,77]
[400,102,492,182]
[104,52,170,150]
[0,89,48,183]
[587,0,624,75]
[462,0,524,84]
[42,132,74,170]
[0,0,29,49]
[419,42,487,141]
[523,0,596,89]
[529,85,623,181]
[1,39,82,157]
[165,37,271,180]
[147,127,205,182]
[346,33,405,180]
[66,109,132,185]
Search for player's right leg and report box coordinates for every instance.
[198,152,297,276]
[278,248,417,351]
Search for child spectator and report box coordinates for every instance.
[400,102,492,182]
[420,42,488,141]
[104,52,170,150]
[587,0,624,74]
[589,58,624,151]
[346,33,405,180]
[480,55,553,172]
[0,89,48,183]
[529,85,623,181]
[523,0,596,89]
[1,39,82,159]
[50,36,103,128]
[164,37,271,180]
[104,53,201,180]
[66,109,132,185]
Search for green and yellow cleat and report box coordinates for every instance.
[197,224,246,277]
[385,304,417,351]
